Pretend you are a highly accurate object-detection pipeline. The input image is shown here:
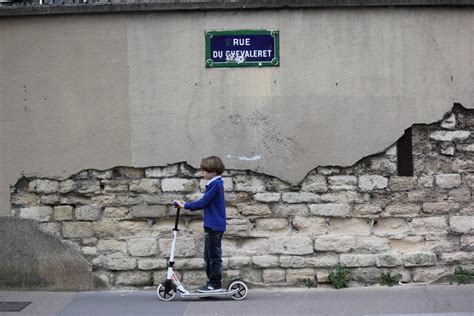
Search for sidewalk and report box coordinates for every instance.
[1,285,473,316]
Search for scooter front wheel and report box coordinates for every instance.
[228,280,248,300]
[157,283,176,301]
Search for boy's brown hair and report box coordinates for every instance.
[200,156,225,175]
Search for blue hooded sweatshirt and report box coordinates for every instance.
[184,176,226,232]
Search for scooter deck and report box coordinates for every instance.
[181,289,238,298]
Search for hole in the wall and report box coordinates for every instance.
[396,127,413,177]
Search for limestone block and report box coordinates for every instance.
[369,157,397,175]
[457,144,474,152]
[234,175,266,193]
[81,246,97,257]
[40,194,60,205]
[340,254,376,267]
[316,270,331,283]
[389,176,417,191]
[279,256,306,268]
[263,269,286,283]
[240,204,272,216]
[103,207,129,219]
[354,237,390,253]
[435,174,462,189]
[255,218,289,231]
[328,218,372,236]
[282,192,320,203]
[63,222,94,238]
[159,236,196,257]
[228,256,251,268]
[101,254,137,271]
[314,236,356,253]
[390,237,425,253]
[142,193,184,206]
[440,145,455,156]
[225,192,252,204]
[309,203,351,217]
[410,217,448,235]
[460,204,474,216]
[129,179,161,193]
[174,258,206,270]
[441,113,456,129]
[19,206,53,222]
[328,176,357,191]
[39,222,61,237]
[439,252,474,265]
[75,205,102,221]
[97,239,127,254]
[291,216,328,236]
[226,206,239,218]
[461,235,474,251]
[403,252,437,267]
[418,176,434,188]
[75,180,101,194]
[413,267,448,283]
[10,192,40,207]
[448,187,471,202]
[117,221,152,238]
[449,216,474,234]
[138,259,168,270]
[272,204,309,217]
[29,179,59,194]
[102,180,129,193]
[306,255,339,268]
[253,193,281,203]
[320,191,365,203]
[252,255,279,268]
[130,205,167,218]
[127,238,158,257]
[301,174,328,193]
[115,271,150,286]
[226,218,250,237]
[183,271,207,286]
[90,169,113,179]
[317,167,340,175]
[61,195,92,205]
[268,236,313,255]
[429,130,470,142]
[286,269,315,285]
[373,218,413,238]
[82,237,97,245]
[145,165,179,178]
[453,158,474,173]
[54,205,73,221]
[161,178,198,192]
[59,179,76,193]
[358,175,388,191]
[376,253,403,267]
[93,219,119,238]
[422,202,459,215]
[351,267,379,283]
[424,235,460,253]
[352,204,382,217]
[383,203,420,217]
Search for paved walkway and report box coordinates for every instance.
[1,285,473,316]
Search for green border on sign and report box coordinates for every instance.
[205,29,280,68]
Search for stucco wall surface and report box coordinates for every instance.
[1,8,473,215]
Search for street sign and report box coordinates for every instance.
[205,30,280,68]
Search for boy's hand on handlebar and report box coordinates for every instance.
[173,200,185,208]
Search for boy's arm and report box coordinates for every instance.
[184,182,220,211]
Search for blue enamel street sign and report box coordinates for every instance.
[205,30,280,68]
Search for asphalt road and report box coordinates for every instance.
[1,285,473,316]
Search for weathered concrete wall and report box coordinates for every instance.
[1,8,473,215]
[9,106,473,289]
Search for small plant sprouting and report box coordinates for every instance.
[378,272,402,287]
[329,265,351,289]
[303,278,318,288]
[454,266,474,284]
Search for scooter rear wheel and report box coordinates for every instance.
[157,283,176,301]
[228,280,248,300]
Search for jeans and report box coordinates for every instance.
[204,227,223,288]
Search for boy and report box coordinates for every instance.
[174,156,226,292]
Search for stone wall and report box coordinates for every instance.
[10,105,473,289]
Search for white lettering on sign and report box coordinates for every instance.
[233,38,251,46]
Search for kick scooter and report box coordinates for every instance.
[156,206,248,301]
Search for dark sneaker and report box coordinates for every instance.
[197,284,222,293]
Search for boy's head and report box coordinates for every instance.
[200,156,225,176]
